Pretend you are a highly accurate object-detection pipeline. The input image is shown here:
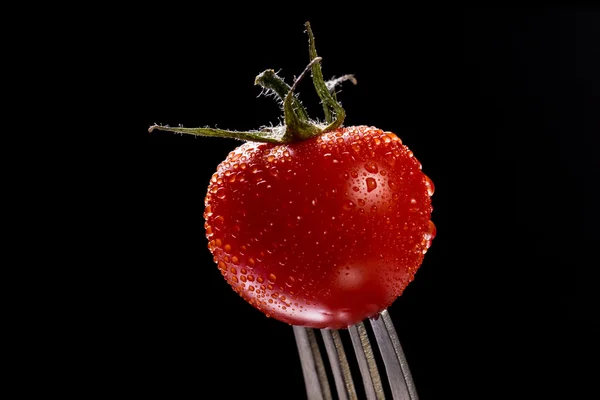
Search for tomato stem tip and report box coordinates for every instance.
[255,69,310,121]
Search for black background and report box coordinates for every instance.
[137,7,599,399]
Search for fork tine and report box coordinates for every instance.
[293,326,333,400]
[295,309,418,400]
[370,309,418,400]
[348,322,385,400]
[320,329,358,400]
[380,310,418,400]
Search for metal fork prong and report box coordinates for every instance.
[380,310,419,400]
[320,329,358,400]
[370,310,416,400]
[293,326,333,400]
[348,322,385,400]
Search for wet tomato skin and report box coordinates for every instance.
[204,126,435,329]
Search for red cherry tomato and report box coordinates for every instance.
[204,126,435,329]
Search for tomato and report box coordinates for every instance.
[204,126,434,329]
[150,22,436,329]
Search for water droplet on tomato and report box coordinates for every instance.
[371,205,378,213]
[385,132,400,142]
[267,155,275,162]
[231,256,239,265]
[424,220,437,246]
[257,276,264,284]
[358,199,366,206]
[285,276,296,287]
[384,156,397,170]
[366,178,377,192]
[248,258,255,267]
[352,186,359,192]
[268,273,277,283]
[230,267,237,274]
[240,275,247,282]
[351,170,358,178]
[425,175,435,196]
[364,161,378,173]
[215,216,225,225]
[342,200,356,211]
[215,238,222,247]
[351,143,361,153]
[218,261,226,270]
[388,180,398,191]
[247,275,255,282]
[224,244,231,252]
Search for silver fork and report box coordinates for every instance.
[293,309,418,400]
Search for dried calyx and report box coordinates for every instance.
[148,22,357,143]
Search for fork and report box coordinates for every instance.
[293,309,418,400]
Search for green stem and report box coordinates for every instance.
[282,57,324,141]
[147,125,288,143]
[255,69,309,121]
[306,22,332,123]
[149,22,354,144]
[326,74,357,94]
[305,21,346,130]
